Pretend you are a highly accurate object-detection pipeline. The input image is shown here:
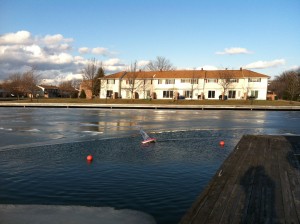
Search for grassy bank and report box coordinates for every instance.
[1,98,300,106]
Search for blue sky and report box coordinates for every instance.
[0,0,299,82]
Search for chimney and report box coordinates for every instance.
[160,69,162,72]
[139,69,141,72]
[225,68,228,70]
[201,68,203,70]
[240,67,243,71]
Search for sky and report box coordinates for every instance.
[0,0,299,83]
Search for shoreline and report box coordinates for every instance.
[1,102,300,110]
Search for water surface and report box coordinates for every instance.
[0,108,299,223]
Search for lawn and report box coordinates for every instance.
[2,98,300,106]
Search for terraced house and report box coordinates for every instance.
[99,68,269,100]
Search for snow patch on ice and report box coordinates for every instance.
[0,204,157,224]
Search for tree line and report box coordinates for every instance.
[0,56,174,100]
[269,68,300,101]
[1,67,80,100]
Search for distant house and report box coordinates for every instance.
[37,85,59,98]
[79,80,93,99]
[267,91,277,101]
[0,88,9,98]
[99,68,269,100]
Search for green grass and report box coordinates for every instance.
[2,98,300,106]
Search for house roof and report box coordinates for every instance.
[38,85,59,89]
[102,69,269,80]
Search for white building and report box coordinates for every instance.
[99,68,269,100]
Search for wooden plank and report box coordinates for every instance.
[180,135,254,224]
[180,135,300,224]
[215,136,260,224]
[284,137,300,221]
[265,136,284,223]
[276,136,300,223]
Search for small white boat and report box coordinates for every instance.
[140,128,156,144]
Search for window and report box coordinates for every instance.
[146,90,151,98]
[106,90,113,97]
[165,79,175,84]
[181,79,190,83]
[205,79,218,83]
[126,91,130,98]
[126,80,134,85]
[163,91,173,98]
[229,79,238,83]
[228,90,236,99]
[184,91,192,98]
[248,78,261,82]
[107,79,115,84]
[250,90,259,98]
[191,79,198,84]
[158,79,163,84]
[208,90,215,98]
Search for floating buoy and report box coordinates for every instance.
[86,155,93,162]
[219,140,225,147]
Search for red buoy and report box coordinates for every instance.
[87,155,93,161]
[219,140,225,147]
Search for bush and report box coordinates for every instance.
[79,90,86,98]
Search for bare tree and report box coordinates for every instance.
[190,69,199,100]
[81,58,99,97]
[147,56,175,71]
[126,61,141,99]
[22,68,40,101]
[282,70,299,102]
[71,79,82,90]
[269,69,300,101]
[268,76,285,99]
[136,71,151,99]
[59,80,78,98]
[218,70,235,100]
[2,73,24,99]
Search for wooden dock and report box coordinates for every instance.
[180,135,300,224]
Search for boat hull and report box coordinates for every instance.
[141,138,156,144]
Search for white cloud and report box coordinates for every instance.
[103,58,123,66]
[78,47,90,54]
[91,47,109,56]
[290,65,300,70]
[244,59,285,69]
[43,34,63,45]
[65,73,83,80]
[0,30,123,82]
[42,34,73,45]
[197,65,219,70]
[48,53,74,64]
[23,44,43,57]
[216,47,252,55]
[0,30,32,45]
[137,60,150,68]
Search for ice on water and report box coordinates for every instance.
[0,204,156,224]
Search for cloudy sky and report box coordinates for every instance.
[0,0,299,83]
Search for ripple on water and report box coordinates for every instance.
[0,129,240,224]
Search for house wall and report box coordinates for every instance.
[99,77,268,100]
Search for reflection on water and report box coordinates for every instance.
[0,108,299,150]
[0,108,299,223]
[0,130,234,224]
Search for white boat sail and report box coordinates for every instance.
[139,128,156,144]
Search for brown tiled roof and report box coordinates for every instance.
[102,69,269,79]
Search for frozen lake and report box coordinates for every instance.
[1,108,299,149]
[0,108,299,223]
